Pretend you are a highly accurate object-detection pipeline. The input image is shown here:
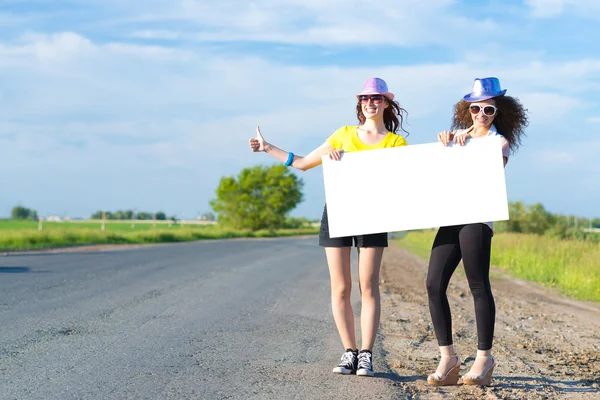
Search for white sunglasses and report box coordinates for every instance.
[469,104,497,116]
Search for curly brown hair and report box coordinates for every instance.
[451,96,528,152]
[356,99,410,137]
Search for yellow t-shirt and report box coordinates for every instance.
[326,126,407,152]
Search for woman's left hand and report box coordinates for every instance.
[453,133,470,146]
[328,149,344,160]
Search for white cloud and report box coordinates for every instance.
[524,0,567,18]
[532,140,600,173]
[0,32,595,142]
[524,0,600,18]
[534,149,576,164]
[2,28,600,218]
[116,0,497,47]
[517,92,580,122]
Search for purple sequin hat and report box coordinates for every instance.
[356,77,394,101]
[463,77,507,102]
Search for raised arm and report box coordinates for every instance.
[249,126,335,171]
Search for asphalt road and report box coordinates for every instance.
[0,238,403,399]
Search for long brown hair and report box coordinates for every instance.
[356,99,410,136]
[451,96,528,152]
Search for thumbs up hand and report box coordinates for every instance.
[249,126,267,152]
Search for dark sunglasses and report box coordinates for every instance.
[469,104,497,116]
[358,94,385,104]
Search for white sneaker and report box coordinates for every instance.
[356,350,374,377]
[332,349,358,374]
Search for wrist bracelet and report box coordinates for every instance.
[285,152,294,166]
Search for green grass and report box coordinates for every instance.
[395,229,436,260]
[396,230,600,303]
[0,220,319,251]
[0,219,197,232]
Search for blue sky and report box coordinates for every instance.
[1,0,599,220]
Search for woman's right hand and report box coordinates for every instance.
[437,130,454,146]
[453,133,469,146]
[249,126,267,152]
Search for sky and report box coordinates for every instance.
[1,0,599,220]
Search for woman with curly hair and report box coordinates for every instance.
[426,77,528,386]
[249,77,409,377]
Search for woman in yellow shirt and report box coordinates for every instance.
[249,77,408,376]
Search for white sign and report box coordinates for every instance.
[321,137,509,238]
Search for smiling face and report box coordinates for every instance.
[358,94,389,120]
[469,99,497,129]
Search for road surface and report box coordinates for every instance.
[0,238,402,399]
[2,237,599,399]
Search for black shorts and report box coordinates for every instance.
[318,204,388,248]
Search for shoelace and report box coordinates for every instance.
[339,351,356,367]
[357,353,372,370]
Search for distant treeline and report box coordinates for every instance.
[91,210,169,221]
[8,206,218,222]
[495,201,600,241]
[90,210,216,221]
[9,203,600,242]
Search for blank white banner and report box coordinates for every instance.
[322,137,509,238]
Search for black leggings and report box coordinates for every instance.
[426,223,495,350]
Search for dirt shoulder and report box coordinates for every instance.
[380,244,600,399]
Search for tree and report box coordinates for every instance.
[11,206,38,221]
[210,164,304,230]
[521,202,553,234]
[200,212,215,221]
[92,210,167,220]
[547,215,569,239]
[136,212,152,220]
[282,216,311,229]
[506,201,526,233]
[91,211,103,219]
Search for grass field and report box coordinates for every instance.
[397,230,600,303]
[0,220,319,251]
[0,219,202,232]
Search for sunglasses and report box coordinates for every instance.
[469,104,497,116]
[358,94,385,104]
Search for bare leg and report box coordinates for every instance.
[427,344,461,385]
[325,246,355,350]
[357,247,384,351]
[464,349,495,379]
[433,345,460,377]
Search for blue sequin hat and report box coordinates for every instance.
[463,77,507,102]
